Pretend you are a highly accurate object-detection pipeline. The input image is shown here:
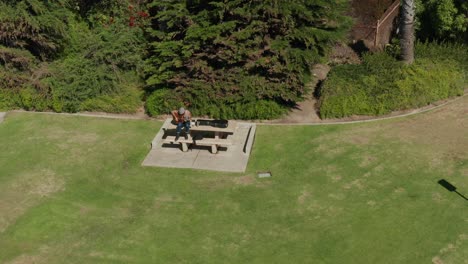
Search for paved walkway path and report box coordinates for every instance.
[269,64,330,124]
[261,91,468,126]
[6,90,467,126]
[0,112,6,123]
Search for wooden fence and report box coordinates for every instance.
[351,0,400,50]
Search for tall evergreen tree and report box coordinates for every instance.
[144,0,351,119]
[0,0,69,90]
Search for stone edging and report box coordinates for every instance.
[258,92,467,126]
[4,92,466,126]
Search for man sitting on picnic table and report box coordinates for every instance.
[171,107,192,141]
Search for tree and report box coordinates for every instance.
[0,0,146,113]
[400,0,415,64]
[416,0,468,42]
[144,0,351,119]
[0,0,70,91]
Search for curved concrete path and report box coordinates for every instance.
[260,92,468,126]
[5,91,467,126]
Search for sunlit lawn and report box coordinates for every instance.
[0,96,466,263]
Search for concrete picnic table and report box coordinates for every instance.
[162,119,237,153]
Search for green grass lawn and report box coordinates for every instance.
[0,97,467,263]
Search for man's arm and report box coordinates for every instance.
[185,111,192,121]
[171,110,179,122]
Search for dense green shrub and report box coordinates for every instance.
[42,16,146,113]
[415,42,468,72]
[416,0,467,42]
[0,87,51,111]
[45,56,115,112]
[145,87,286,119]
[80,88,143,113]
[145,89,180,116]
[0,0,70,60]
[233,100,286,120]
[319,47,466,118]
[0,91,18,111]
[190,98,286,120]
[145,0,351,119]
[0,0,146,114]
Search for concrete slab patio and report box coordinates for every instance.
[142,118,256,172]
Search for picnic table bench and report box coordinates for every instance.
[162,119,237,154]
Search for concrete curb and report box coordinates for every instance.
[0,112,5,123]
[151,118,172,149]
[9,110,150,121]
[5,92,467,126]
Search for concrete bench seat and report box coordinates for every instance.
[163,135,232,153]
[194,138,232,153]
[163,136,193,144]
[163,136,193,152]
[194,138,232,146]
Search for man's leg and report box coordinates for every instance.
[184,122,191,139]
[175,122,183,141]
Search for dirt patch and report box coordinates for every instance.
[79,205,94,216]
[153,194,184,209]
[68,133,99,144]
[323,165,343,183]
[432,233,468,264]
[347,135,372,145]
[380,96,468,173]
[323,97,466,175]
[88,251,135,262]
[267,64,329,124]
[432,192,445,203]
[330,175,342,183]
[5,246,50,264]
[432,256,444,264]
[330,43,361,65]
[46,128,99,145]
[298,190,310,205]
[0,169,65,233]
[385,97,467,144]
[393,187,406,194]
[195,175,263,191]
[327,147,346,158]
[461,168,468,177]
[215,199,241,212]
[314,125,381,151]
[328,193,346,200]
[29,173,65,197]
[6,254,45,264]
[330,125,383,147]
[343,179,365,190]
[359,155,377,167]
[233,175,254,186]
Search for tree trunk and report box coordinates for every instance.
[400,0,415,64]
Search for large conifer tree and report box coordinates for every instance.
[144,0,350,118]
